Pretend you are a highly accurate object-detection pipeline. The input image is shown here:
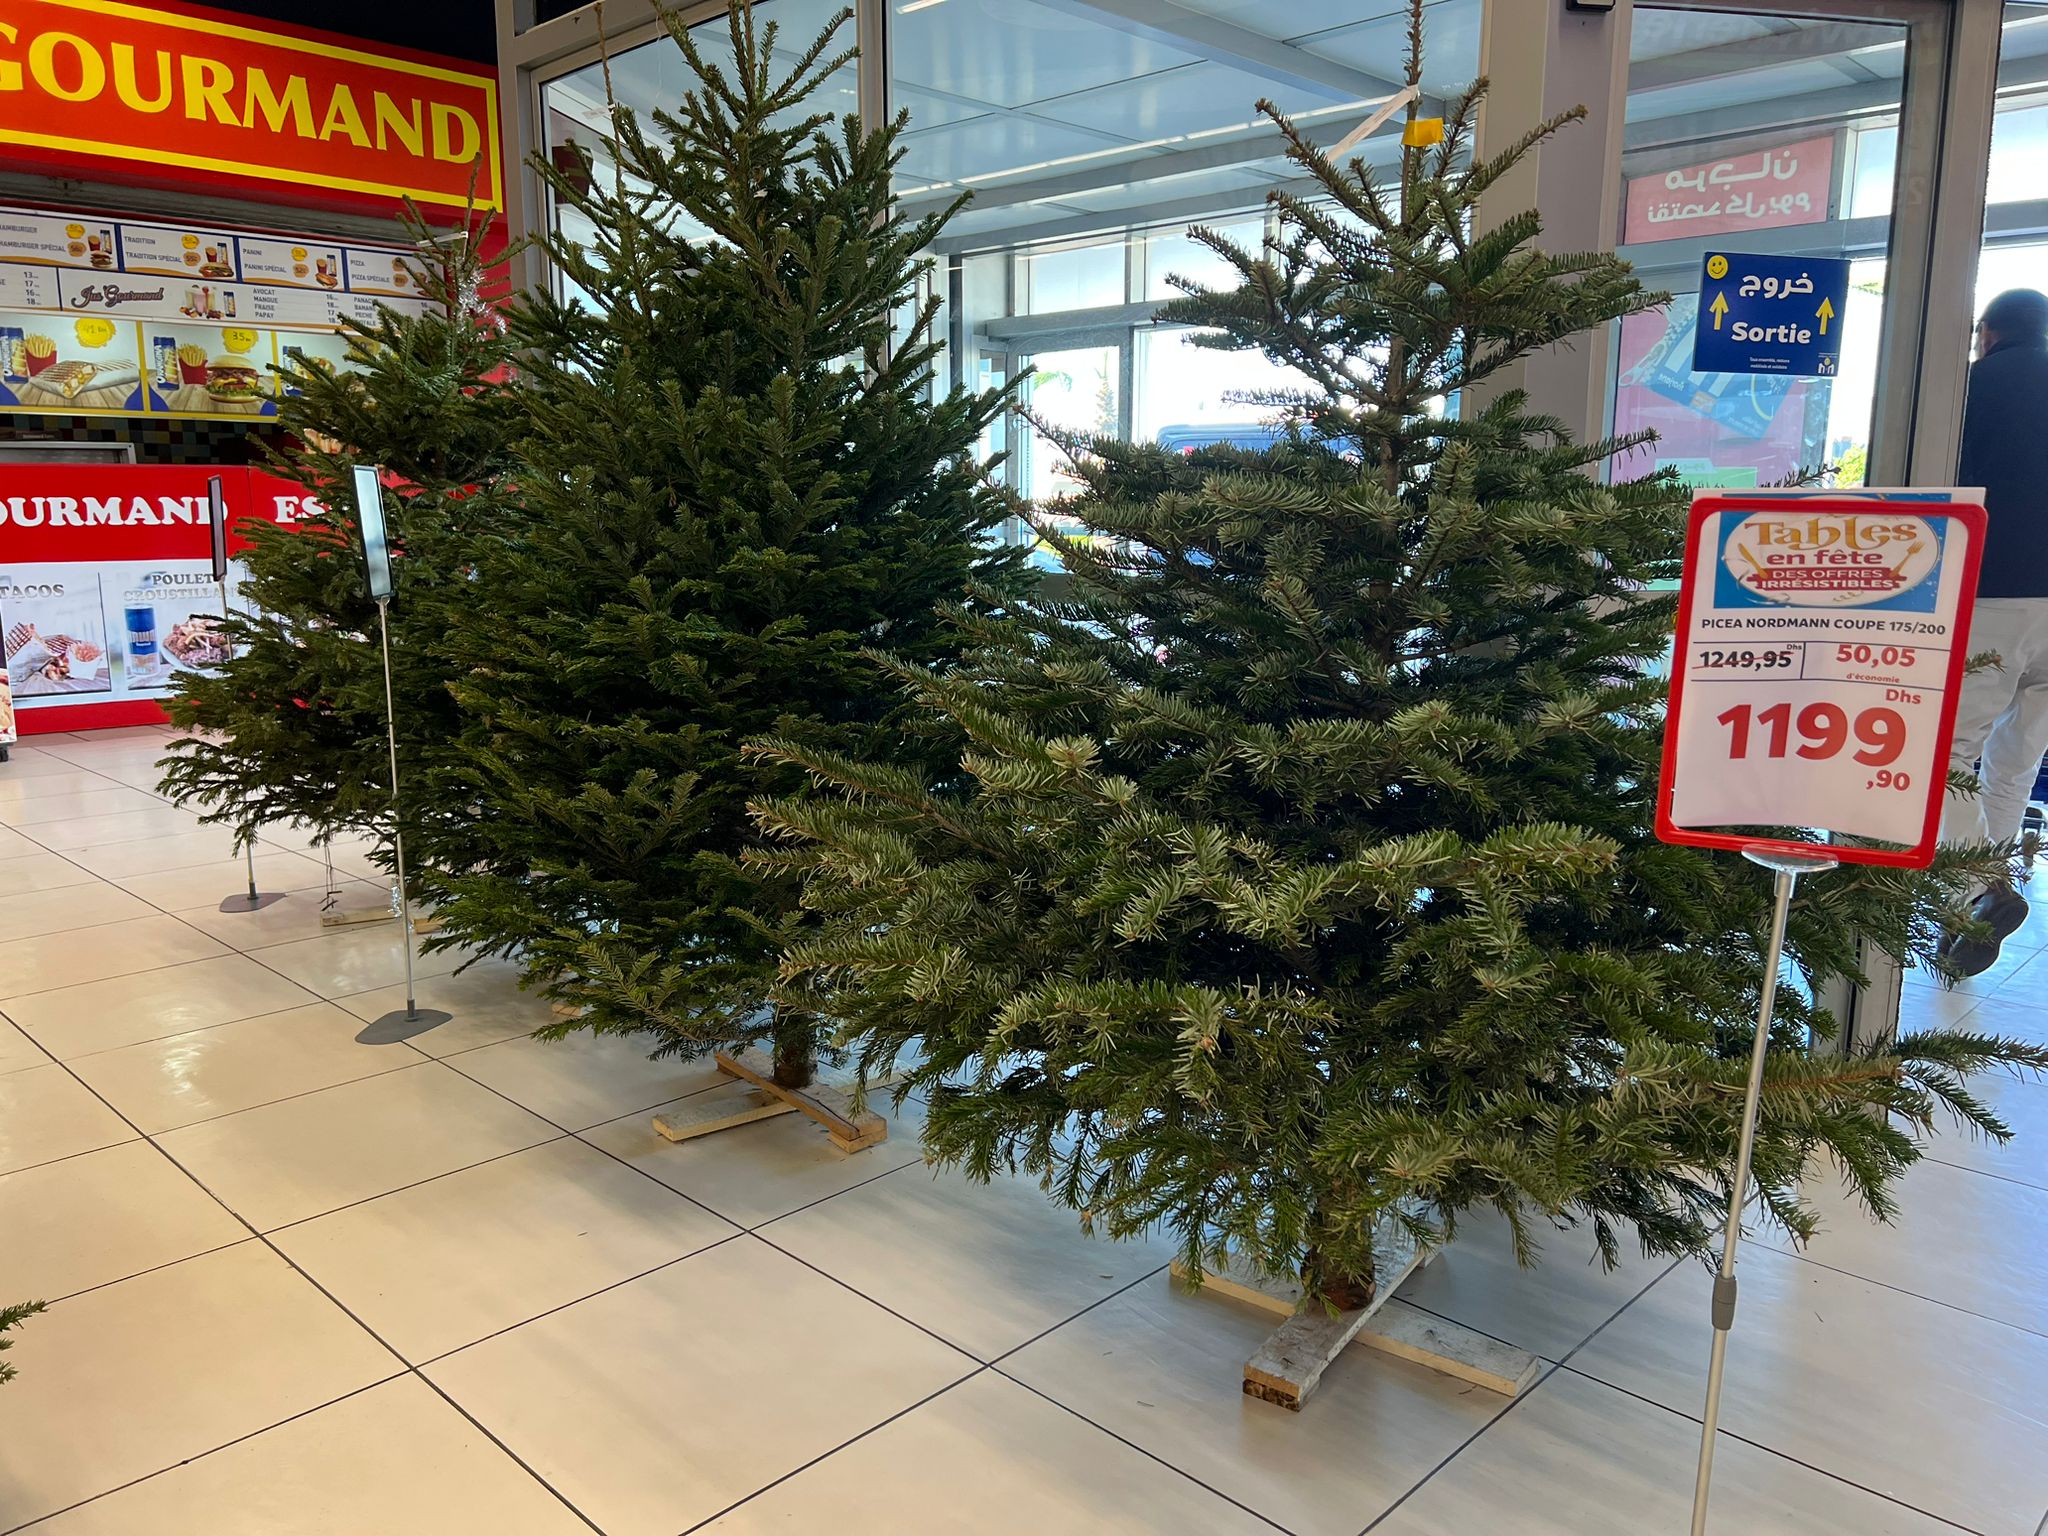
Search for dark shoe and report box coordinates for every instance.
[1938,885,2030,978]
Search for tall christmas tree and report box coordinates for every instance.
[757,15,2048,1308]
[160,214,516,873]
[426,3,1017,1086]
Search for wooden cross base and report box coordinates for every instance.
[650,1046,889,1155]
[1172,1240,1540,1411]
[320,903,395,928]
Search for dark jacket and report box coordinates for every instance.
[1959,335,2048,598]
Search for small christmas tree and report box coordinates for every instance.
[0,1299,45,1386]
[427,2,1017,1087]
[758,11,2048,1310]
[160,214,516,877]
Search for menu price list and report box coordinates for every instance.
[0,204,431,300]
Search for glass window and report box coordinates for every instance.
[889,0,1481,558]
[539,1,857,280]
[1976,8,2048,327]
[1612,11,1910,492]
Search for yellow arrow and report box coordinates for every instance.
[1816,296,1835,335]
[1709,291,1729,331]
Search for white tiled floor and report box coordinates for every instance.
[1,723,2045,1535]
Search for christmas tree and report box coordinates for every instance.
[426,2,1017,1087]
[0,1299,44,1386]
[160,214,516,877]
[756,14,2048,1309]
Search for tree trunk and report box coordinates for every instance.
[1301,1245,1375,1313]
[771,1016,816,1090]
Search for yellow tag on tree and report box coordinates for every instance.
[1402,117,1445,147]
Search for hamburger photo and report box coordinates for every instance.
[204,356,262,406]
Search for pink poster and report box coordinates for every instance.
[1624,136,1835,246]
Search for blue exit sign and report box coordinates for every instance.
[1692,251,1852,378]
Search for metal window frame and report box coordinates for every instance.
[495,0,892,296]
[1593,0,2005,1054]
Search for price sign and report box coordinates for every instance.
[1656,493,1986,868]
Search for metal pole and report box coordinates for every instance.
[214,570,282,914]
[222,579,258,905]
[376,598,419,1021]
[1690,846,1838,1535]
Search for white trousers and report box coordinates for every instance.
[1943,596,2048,849]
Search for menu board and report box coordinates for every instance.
[0,205,434,424]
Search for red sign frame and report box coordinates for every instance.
[1655,493,1986,870]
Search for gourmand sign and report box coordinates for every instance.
[0,0,500,212]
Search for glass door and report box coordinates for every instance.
[1612,6,1940,494]
[1613,1,1969,1056]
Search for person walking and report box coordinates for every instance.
[1942,287,2048,975]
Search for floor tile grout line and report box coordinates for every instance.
[0,788,202,830]
[0,946,254,1003]
[12,1025,609,1536]
[33,1234,258,1309]
[1772,1244,2048,1343]
[9,793,334,890]
[1355,1251,1689,1535]
[41,996,434,1069]
[0,1128,149,1180]
[981,1259,1174,1371]
[426,1022,937,1238]
[0,1373,413,1536]
[252,1118,572,1238]
[1919,1150,2048,1194]
[409,1231,751,1372]
[1354,1363,1567,1536]
[672,1365,995,1536]
[990,1366,1307,1536]
[74,1052,436,1140]
[0,765,131,798]
[0,935,244,1002]
[429,1039,775,1234]
[740,1151,934,1232]
[1549,1361,1993,1536]
[0,900,224,951]
[0,958,326,1056]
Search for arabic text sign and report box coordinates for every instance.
[1692,252,1851,379]
[1657,494,1985,870]
[1624,136,1834,245]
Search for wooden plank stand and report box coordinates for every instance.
[320,901,396,928]
[651,1046,888,1155]
[1173,1236,1541,1412]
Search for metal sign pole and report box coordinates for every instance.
[352,466,449,1045]
[377,597,421,1019]
[1690,844,1839,1535]
[208,474,282,913]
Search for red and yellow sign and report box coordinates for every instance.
[0,0,500,212]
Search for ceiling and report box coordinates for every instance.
[540,0,2048,258]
